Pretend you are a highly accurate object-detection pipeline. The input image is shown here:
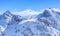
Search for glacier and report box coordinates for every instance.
[0,8,60,36]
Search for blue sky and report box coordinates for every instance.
[0,0,60,11]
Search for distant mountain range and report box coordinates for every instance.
[0,8,60,36]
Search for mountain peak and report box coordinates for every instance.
[42,8,59,17]
[36,8,56,18]
[3,10,11,15]
[3,10,13,18]
[46,8,60,12]
[41,9,52,17]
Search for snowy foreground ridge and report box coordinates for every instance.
[0,8,60,36]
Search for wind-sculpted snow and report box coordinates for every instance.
[0,8,60,36]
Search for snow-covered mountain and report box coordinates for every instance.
[0,8,60,36]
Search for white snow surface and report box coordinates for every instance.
[0,8,60,36]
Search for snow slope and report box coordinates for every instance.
[0,8,60,36]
